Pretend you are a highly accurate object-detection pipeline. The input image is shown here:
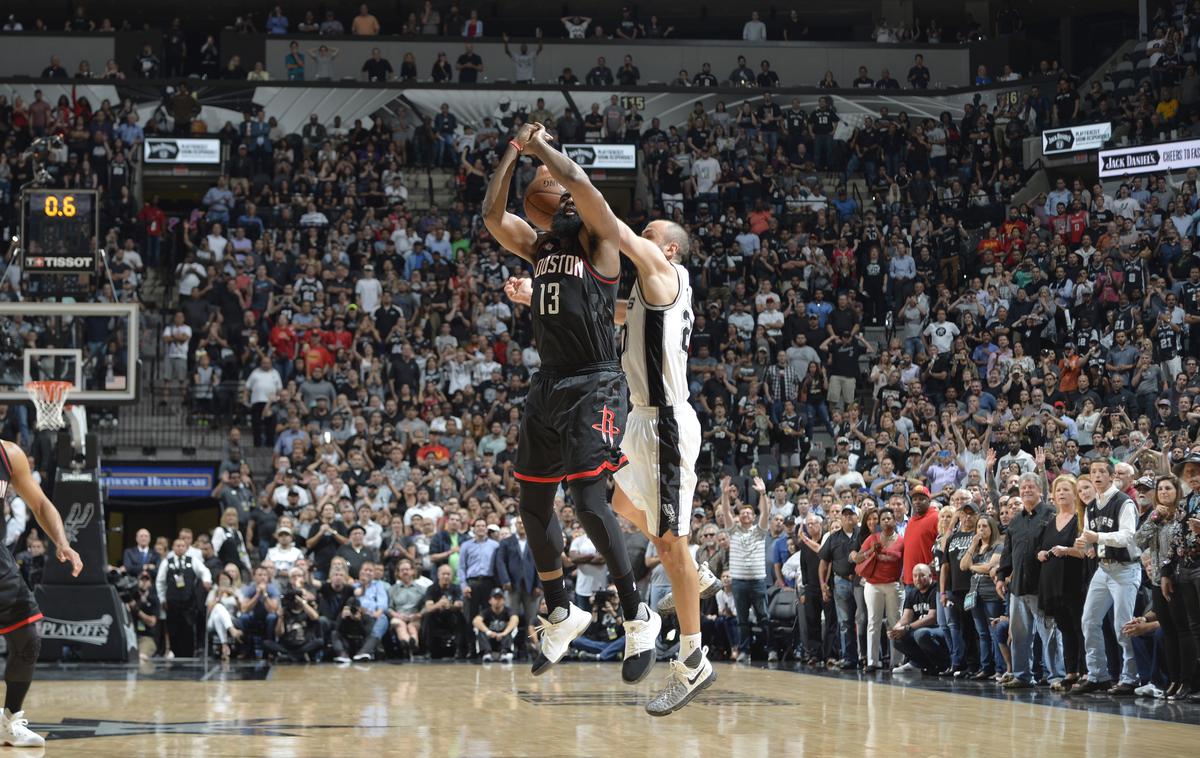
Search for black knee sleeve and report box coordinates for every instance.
[4,624,39,682]
[519,481,564,571]
[569,478,632,579]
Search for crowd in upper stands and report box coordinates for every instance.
[1,2,1200,708]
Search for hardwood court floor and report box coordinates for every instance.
[20,660,1200,757]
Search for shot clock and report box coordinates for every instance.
[20,189,99,275]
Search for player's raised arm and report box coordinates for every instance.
[3,441,82,577]
[483,126,539,264]
[523,127,620,270]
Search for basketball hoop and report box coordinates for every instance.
[25,380,74,431]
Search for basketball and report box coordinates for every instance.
[524,165,565,230]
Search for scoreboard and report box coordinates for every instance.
[20,189,100,275]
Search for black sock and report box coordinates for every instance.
[542,574,569,618]
[613,571,643,621]
[4,681,30,713]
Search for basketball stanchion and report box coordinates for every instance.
[27,380,137,661]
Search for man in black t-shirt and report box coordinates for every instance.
[361,48,393,82]
[457,44,484,83]
[907,54,931,89]
[693,62,719,87]
[1053,78,1079,127]
[819,505,863,668]
[940,499,980,675]
[887,563,947,673]
[810,96,839,171]
[473,588,519,661]
[823,332,873,413]
[423,564,467,658]
[783,98,808,160]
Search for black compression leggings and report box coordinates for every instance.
[519,477,632,580]
[4,623,39,712]
[520,481,566,573]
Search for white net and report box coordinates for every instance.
[26,381,73,431]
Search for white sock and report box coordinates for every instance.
[680,633,702,666]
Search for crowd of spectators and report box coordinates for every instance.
[1,12,1200,708]
[0,6,1016,45]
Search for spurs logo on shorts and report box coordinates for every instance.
[591,406,620,445]
[0,481,6,499]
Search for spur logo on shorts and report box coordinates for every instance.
[63,501,95,543]
[591,406,620,445]
[0,481,6,499]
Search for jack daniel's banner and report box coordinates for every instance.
[1099,137,1200,178]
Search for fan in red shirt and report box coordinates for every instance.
[1065,202,1089,246]
[858,511,905,584]
[899,486,940,586]
[1000,208,1028,238]
[416,432,451,464]
[299,331,334,378]
[269,316,298,361]
[975,226,1002,257]
[322,315,354,353]
[998,228,1026,267]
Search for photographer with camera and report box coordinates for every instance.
[317,567,353,654]
[473,588,519,663]
[263,568,323,662]
[567,585,626,661]
[127,570,160,660]
[331,594,369,664]
[421,564,466,659]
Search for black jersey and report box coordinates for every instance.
[530,233,619,373]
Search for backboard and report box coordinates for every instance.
[0,302,139,404]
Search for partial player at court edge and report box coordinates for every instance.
[505,122,718,715]
[482,121,661,686]
[0,439,83,747]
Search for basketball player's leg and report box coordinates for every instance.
[518,478,591,674]
[611,484,700,637]
[1,623,44,746]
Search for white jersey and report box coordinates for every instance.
[622,263,693,408]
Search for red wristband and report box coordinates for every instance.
[509,139,523,152]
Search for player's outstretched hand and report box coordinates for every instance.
[504,276,533,306]
[58,544,83,577]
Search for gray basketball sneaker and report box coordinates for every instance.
[645,647,717,717]
[657,561,721,616]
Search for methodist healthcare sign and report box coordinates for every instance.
[1098,138,1200,178]
[1042,123,1112,155]
[101,465,215,498]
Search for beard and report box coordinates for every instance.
[551,208,584,238]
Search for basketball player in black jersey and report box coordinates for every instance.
[483,123,661,682]
[0,440,83,746]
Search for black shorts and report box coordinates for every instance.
[0,551,41,634]
[514,368,628,485]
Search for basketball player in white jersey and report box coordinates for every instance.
[505,130,716,715]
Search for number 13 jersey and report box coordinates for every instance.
[622,263,693,408]
[531,233,620,373]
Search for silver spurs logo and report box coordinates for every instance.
[63,501,95,543]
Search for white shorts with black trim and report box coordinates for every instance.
[613,404,700,538]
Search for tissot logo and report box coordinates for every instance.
[146,140,179,160]
[565,146,597,165]
[39,614,113,646]
[29,256,93,269]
